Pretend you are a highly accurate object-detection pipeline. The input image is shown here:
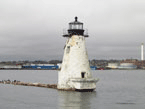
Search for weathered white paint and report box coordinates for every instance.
[57,35,99,90]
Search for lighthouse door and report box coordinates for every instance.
[81,72,85,78]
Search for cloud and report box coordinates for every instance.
[0,0,145,61]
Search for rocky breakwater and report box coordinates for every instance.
[0,79,57,89]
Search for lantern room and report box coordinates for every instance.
[63,17,88,37]
[69,17,83,30]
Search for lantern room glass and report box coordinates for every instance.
[69,24,83,30]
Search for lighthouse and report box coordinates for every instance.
[141,43,144,61]
[57,17,99,91]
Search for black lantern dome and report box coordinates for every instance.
[63,17,88,37]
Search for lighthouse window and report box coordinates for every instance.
[76,25,79,29]
[81,72,85,78]
[66,46,70,53]
[69,23,83,30]
[73,24,76,29]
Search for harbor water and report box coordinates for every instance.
[0,70,145,109]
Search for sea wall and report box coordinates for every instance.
[0,80,57,89]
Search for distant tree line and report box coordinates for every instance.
[0,60,62,65]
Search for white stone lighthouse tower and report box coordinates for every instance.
[57,17,99,91]
[141,43,144,61]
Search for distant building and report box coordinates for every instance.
[107,60,140,69]
[106,63,120,69]
[90,66,97,70]
[120,59,145,69]
[22,64,59,70]
[0,64,22,69]
[118,63,137,69]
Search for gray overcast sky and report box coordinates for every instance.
[0,0,145,61]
